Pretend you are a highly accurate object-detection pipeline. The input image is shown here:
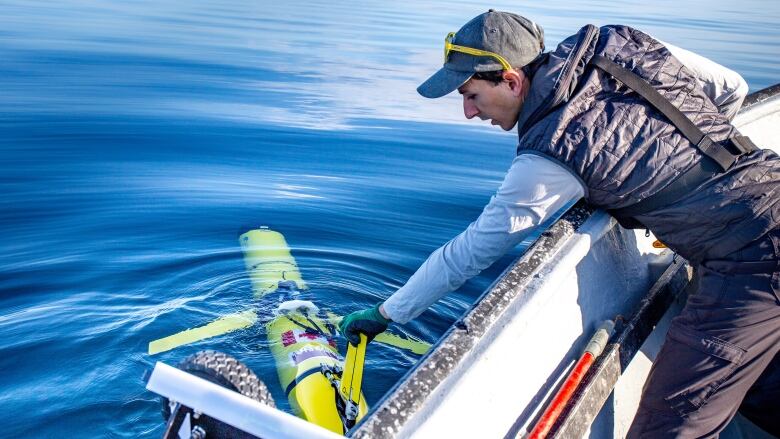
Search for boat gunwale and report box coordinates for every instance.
[352,202,595,437]
[741,83,780,109]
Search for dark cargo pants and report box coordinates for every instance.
[628,229,780,438]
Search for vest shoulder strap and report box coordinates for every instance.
[590,55,758,227]
[590,55,739,171]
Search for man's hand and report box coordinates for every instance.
[339,303,390,346]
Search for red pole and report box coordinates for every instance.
[524,320,614,439]
[526,352,595,439]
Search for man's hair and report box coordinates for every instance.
[472,70,505,85]
[472,58,541,86]
[472,65,526,85]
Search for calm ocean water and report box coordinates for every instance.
[1,0,778,436]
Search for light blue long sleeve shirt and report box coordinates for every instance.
[382,42,748,324]
[382,155,583,323]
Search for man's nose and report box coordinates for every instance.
[463,99,479,119]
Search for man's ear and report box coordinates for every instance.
[502,69,525,97]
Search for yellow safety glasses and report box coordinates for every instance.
[444,31,512,71]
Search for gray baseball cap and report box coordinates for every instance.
[417,10,545,99]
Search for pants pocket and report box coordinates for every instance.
[648,322,746,417]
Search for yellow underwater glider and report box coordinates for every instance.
[148,227,431,435]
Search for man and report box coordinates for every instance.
[340,10,780,437]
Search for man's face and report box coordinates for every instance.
[457,75,524,131]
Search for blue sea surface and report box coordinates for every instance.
[1,0,778,436]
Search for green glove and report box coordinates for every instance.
[339,303,390,346]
